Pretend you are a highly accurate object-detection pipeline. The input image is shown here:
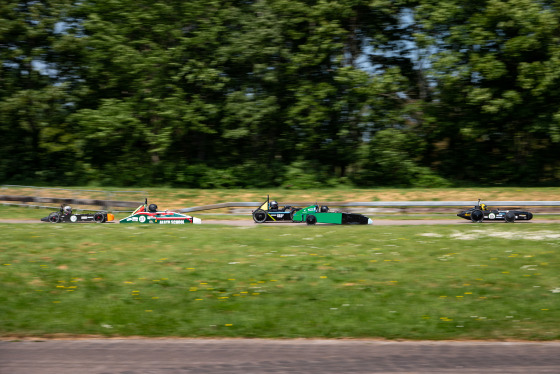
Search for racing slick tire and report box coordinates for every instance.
[94,212,106,223]
[527,212,533,220]
[253,209,268,223]
[48,212,60,223]
[505,211,516,223]
[306,215,317,225]
[470,209,484,223]
[290,208,300,222]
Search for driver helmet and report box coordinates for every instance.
[320,206,329,213]
[148,204,158,212]
[480,204,487,211]
[270,201,278,210]
[63,205,72,215]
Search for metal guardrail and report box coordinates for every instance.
[0,185,146,211]
[178,201,560,213]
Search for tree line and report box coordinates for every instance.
[1,0,559,188]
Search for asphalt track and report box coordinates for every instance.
[1,338,560,374]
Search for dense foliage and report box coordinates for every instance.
[1,0,559,187]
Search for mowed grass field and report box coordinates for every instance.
[1,222,559,340]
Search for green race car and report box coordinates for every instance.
[292,204,373,225]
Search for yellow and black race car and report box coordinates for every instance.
[252,196,300,223]
[457,200,534,223]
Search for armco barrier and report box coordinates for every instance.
[0,185,146,211]
[178,201,560,213]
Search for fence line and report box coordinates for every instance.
[178,201,560,213]
[1,185,146,211]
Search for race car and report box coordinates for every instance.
[41,205,114,223]
[457,200,534,223]
[120,199,202,225]
[252,196,300,223]
[292,204,373,225]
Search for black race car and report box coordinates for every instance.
[41,205,114,223]
[252,196,300,223]
[457,200,533,223]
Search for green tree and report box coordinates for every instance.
[0,0,76,183]
[415,0,560,183]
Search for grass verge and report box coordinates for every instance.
[1,222,559,340]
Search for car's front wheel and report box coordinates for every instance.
[470,209,484,223]
[253,209,267,223]
[306,215,317,225]
[48,212,60,223]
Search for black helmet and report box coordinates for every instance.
[148,204,158,212]
[320,206,329,213]
[270,201,278,210]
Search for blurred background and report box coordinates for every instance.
[1,0,559,188]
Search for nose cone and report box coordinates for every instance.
[192,217,202,224]
[367,218,373,225]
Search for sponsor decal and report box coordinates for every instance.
[132,217,138,221]
[159,220,185,224]
[489,213,496,219]
[139,216,146,223]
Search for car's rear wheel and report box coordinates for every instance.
[48,212,60,223]
[470,209,484,223]
[505,211,516,223]
[253,209,267,223]
[527,212,533,220]
[94,212,106,223]
[290,208,300,221]
[306,215,317,225]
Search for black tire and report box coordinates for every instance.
[505,211,516,223]
[306,214,317,225]
[290,208,300,221]
[48,212,60,223]
[527,212,533,220]
[253,209,267,223]
[94,212,105,223]
[470,209,484,223]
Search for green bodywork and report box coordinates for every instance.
[292,205,342,224]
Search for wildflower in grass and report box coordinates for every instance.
[320,276,327,279]
[145,310,153,312]
[225,324,233,326]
